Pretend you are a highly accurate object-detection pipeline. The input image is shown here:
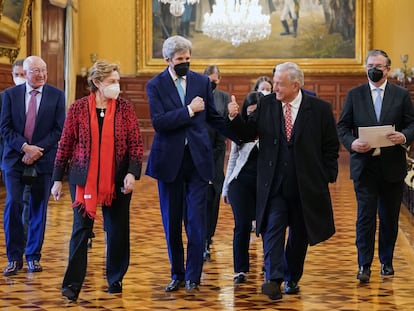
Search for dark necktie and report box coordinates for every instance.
[24,89,39,143]
[284,103,293,141]
[374,88,382,121]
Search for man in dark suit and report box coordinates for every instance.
[228,62,339,300]
[0,56,66,276]
[337,49,414,283]
[202,65,230,261]
[146,36,236,293]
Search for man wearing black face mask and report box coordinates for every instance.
[202,65,230,261]
[146,36,238,294]
[337,49,414,283]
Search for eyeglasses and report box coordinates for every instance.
[28,68,48,75]
[366,64,388,70]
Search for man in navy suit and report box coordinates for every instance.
[146,36,236,293]
[228,62,339,300]
[0,56,66,276]
[337,49,414,283]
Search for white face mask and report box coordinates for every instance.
[102,83,120,99]
[260,90,271,96]
[13,77,26,86]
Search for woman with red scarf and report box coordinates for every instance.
[51,61,144,301]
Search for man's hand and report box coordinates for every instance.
[188,96,205,113]
[351,138,372,153]
[386,131,406,145]
[228,95,239,119]
[22,144,44,164]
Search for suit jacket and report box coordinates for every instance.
[0,91,4,167]
[208,88,230,189]
[145,68,236,183]
[0,83,66,174]
[337,82,414,182]
[229,91,339,245]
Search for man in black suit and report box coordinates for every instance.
[337,49,414,283]
[203,65,230,261]
[228,62,339,300]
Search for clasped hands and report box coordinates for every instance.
[351,131,406,153]
[22,144,44,165]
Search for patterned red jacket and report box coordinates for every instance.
[52,95,144,185]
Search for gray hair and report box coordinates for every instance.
[162,35,192,59]
[203,65,221,77]
[365,49,391,66]
[23,56,47,71]
[274,62,304,87]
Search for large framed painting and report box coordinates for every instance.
[137,0,372,74]
[0,0,32,63]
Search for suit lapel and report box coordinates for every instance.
[362,83,379,123]
[161,69,182,108]
[36,85,47,122]
[379,84,394,123]
[293,97,311,141]
[270,96,282,138]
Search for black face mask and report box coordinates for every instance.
[211,81,217,91]
[368,68,384,83]
[174,62,190,77]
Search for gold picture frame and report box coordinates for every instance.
[137,0,372,75]
[0,0,32,63]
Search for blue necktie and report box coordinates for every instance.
[176,77,185,105]
[374,88,382,121]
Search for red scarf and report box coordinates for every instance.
[72,93,115,219]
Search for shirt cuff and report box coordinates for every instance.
[21,142,28,153]
[187,106,195,117]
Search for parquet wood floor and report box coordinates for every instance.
[1,152,414,310]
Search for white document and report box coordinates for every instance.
[358,125,395,148]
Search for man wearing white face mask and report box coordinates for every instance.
[0,59,31,248]
[1,60,25,170]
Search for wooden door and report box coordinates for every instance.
[41,0,65,90]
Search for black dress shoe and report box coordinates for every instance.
[185,281,199,293]
[381,263,394,276]
[233,273,246,284]
[62,285,79,301]
[284,281,300,294]
[3,260,23,276]
[261,280,282,300]
[165,279,185,292]
[357,266,371,283]
[108,281,122,293]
